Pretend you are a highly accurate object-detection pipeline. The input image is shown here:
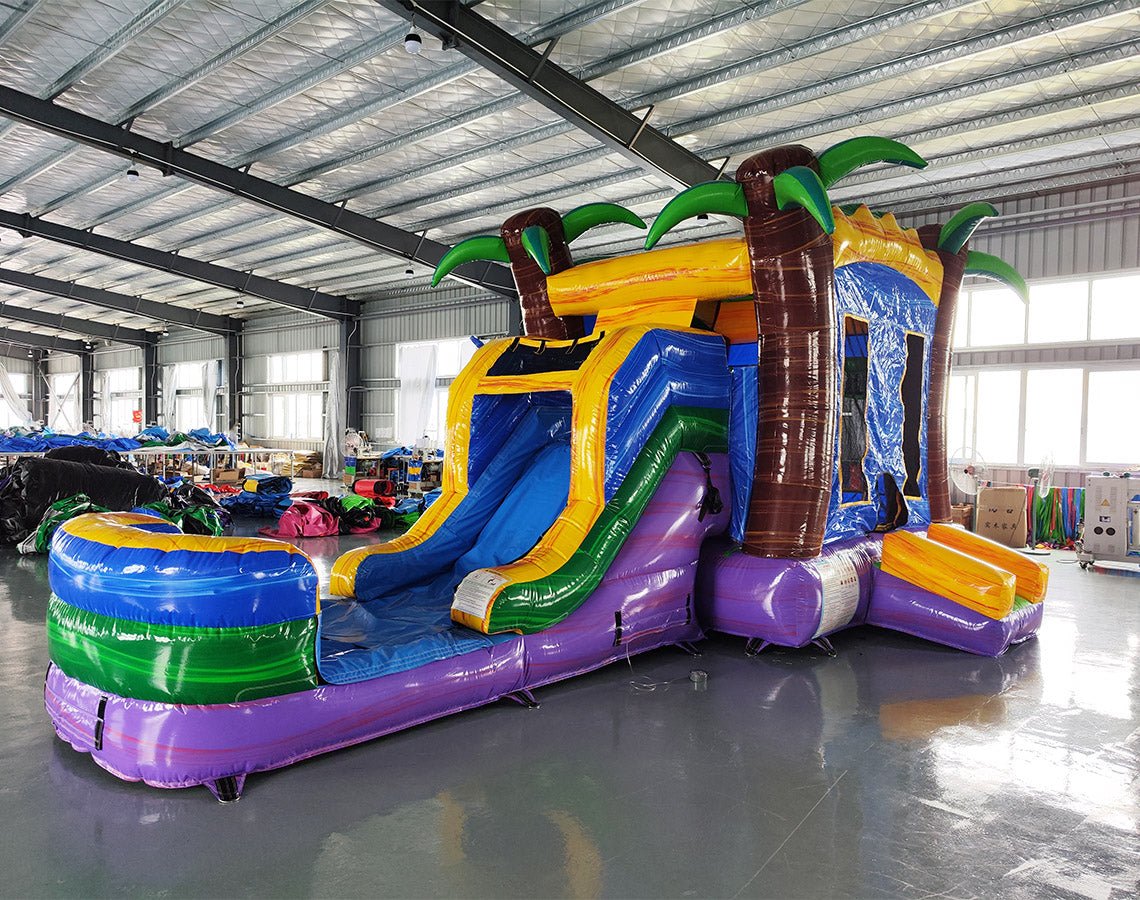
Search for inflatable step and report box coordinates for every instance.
[880,530,1015,620]
[925,523,1048,603]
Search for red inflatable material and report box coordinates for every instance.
[352,479,395,498]
[259,500,339,538]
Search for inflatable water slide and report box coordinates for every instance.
[44,137,1047,798]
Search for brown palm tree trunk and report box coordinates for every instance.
[917,225,968,524]
[736,146,836,558]
[501,208,585,341]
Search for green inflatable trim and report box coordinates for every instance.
[485,406,729,634]
[772,166,835,234]
[965,250,1029,303]
[431,234,510,286]
[644,181,747,250]
[521,224,553,274]
[562,202,646,244]
[46,595,320,705]
[937,201,998,254]
[817,136,927,188]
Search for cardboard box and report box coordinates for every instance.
[951,504,974,530]
[976,486,1027,548]
[211,467,243,484]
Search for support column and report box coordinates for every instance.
[340,316,363,431]
[79,351,95,427]
[30,349,45,423]
[142,342,159,426]
[225,327,242,437]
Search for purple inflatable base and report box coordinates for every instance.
[866,568,1044,657]
[44,454,727,797]
[696,533,1043,658]
[696,535,882,648]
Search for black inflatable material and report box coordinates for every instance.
[43,445,135,470]
[0,457,166,543]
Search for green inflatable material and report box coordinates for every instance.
[46,595,319,705]
[485,406,729,634]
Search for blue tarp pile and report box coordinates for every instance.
[0,426,236,454]
[219,472,293,517]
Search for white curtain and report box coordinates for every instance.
[162,364,178,430]
[196,361,212,430]
[398,344,437,445]
[323,349,344,476]
[0,364,31,427]
[95,370,111,433]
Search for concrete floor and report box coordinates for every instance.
[1,526,1137,898]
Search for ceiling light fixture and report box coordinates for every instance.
[236,299,245,308]
[404,30,423,54]
[126,168,141,182]
[405,267,415,277]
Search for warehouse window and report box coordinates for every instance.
[973,370,1020,465]
[951,271,1140,468]
[955,274,1138,350]
[104,367,141,435]
[950,365,1139,467]
[1087,370,1140,465]
[1090,275,1140,341]
[1026,281,1087,344]
[268,351,323,384]
[0,371,31,428]
[49,372,81,433]
[396,338,476,444]
[967,287,1025,347]
[1023,369,1082,465]
[269,393,323,440]
[166,361,217,431]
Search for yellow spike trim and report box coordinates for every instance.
[832,205,944,304]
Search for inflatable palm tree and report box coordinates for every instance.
[434,203,645,339]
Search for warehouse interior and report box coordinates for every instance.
[0,1,1138,897]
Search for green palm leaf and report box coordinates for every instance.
[431,235,510,286]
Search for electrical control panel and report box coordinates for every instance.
[1078,475,1140,566]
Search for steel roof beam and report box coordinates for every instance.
[0,0,44,47]
[367,0,1133,223]
[373,0,715,188]
[276,0,979,201]
[0,0,335,197]
[700,44,1140,165]
[28,0,648,226]
[0,209,360,320]
[0,87,517,299]
[0,325,88,355]
[0,0,186,156]
[0,301,153,347]
[144,0,1118,253]
[0,266,237,335]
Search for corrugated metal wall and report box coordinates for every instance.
[360,293,510,440]
[907,179,1140,280]
[158,327,224,365]
[2,357,33,376]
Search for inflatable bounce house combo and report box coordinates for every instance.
[44,137,1048,799]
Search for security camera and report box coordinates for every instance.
[404,31,422,54]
